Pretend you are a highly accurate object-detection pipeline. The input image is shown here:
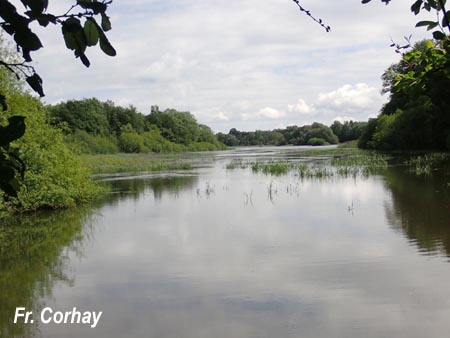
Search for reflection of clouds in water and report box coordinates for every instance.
[38,166,450,338]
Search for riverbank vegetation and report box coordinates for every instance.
[217,120,367,147]
[81,154,193,175]
[48,101,227,154]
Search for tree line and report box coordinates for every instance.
[217,121,367,147]
[47,100,227,153]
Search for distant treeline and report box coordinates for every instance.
[217,121,367,147]
[47,99,226,153]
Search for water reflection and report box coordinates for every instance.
[383,167,450,257]
[102,174,198,201]
[0,209,96,338]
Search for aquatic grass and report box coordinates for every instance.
[80,154,193,174]
[251,161,290,175]
[226,159,250,170]
[406,153,450,176]
[330,152,389,168]
[231,149,389,179]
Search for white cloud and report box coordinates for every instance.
[241,107,285,121]
[316,83,384,116]
[287,99,313,115]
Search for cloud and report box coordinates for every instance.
[287,99,313,114]
[241,107,285,121]
[316,83,384,115]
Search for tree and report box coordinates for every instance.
[359,39,450,150]
[0,0,116,197]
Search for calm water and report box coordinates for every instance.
[1,147,450,338]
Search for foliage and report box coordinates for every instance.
[359,38,450,150]
[307,137,328,146]
[331,120,368,143]
[48,98,110,135]
[0,0,116,197]
[66,129,119,154]
[147,108,201,145]
[0,93,101,212]
[47,99,226,154]
[218,123,339,147]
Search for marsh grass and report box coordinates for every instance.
[406,153,450,176]
[81,154,193,174]
[230,148,390,179]
[251,162,290,175]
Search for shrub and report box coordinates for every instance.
[118,131,146,153]
[1,93,101,211]
[307,137,328,146]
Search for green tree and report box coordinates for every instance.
[359,39,450,150]
[48,98,110,135]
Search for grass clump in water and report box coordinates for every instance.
[251,161,289,175]
[406,153,450,176]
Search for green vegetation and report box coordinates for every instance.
[0,40,101,213]
[406,153,450,176]
[48,100,227,154]
[0,1,116,198]
[1,93,102,212]
[81,154,193,174]
[217,120,368,147]
[217,122,341,146]
[359,38,450,150]
[330,121,368,143]
[226,147,390,179]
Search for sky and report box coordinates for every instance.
[24,0,433,132]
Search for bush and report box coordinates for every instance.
[66,129,119,154]
[118,131,146,153]
[307,137,328,146]
[1,94,101,211]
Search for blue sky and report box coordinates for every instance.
[27,0,432,132]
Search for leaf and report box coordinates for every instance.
[77,0,107,14]
[20,0,48,13]
[415,20,439,31]
[0,166,19,197]
[84,18,99,46]
[14,29,43,53]
[415,20,436,27]
[62,17,88,58]
[99,34,117,56]
[26,73,45,97]
[411,0,423,15]
[0,95,7,111]
[101,13,112,31]
[0,116,26,146]
[432,30,446,40]
[92,21,116,56]
[80,53,91,67]
[361,0,372,3]
[442,10,450,27]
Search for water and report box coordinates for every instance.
[1,147,450,338]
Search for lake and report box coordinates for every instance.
[1,146,450,338]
